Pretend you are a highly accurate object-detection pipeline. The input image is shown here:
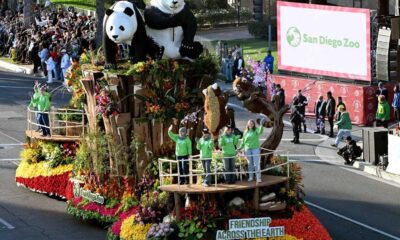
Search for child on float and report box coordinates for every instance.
[168,125,192,184]
[239,118,266,183]
[196,128,214,187]
[37,85,51,137]
[28,81,42,132]
[219,125,241,184]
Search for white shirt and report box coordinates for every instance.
[46,57,55,71]
[60,53,71,69]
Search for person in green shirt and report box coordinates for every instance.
[28,81,42,132]
[376,95,390,128]
[331,105,352,148]
[168,125,192,184]
[196,128,214,187]
[219,125,240,184]
[37,85,51,137]
[240,119,266,183]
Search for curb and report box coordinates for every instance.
[315,133,400,185]
[0,60,33,75]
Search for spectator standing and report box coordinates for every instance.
[233,44,243,58]
[314,95,326,134]
[293,89,308,132]
[224,54,233,82]
[45,54,55,84]
[326,91,336,137]
[263,50,274,74]
[392,85,400,122]
[168,125,192,184]
[232,53,243,80]
[331,106,352,148]
[336,96,346,121]
[290,104,302,144]
[50,47,60,81]
[196,128,214,187]
[31,42,41,75]
[219,125,240,184]
[37,85,51,137]
[274,84,285,109]
[60,49,71,84]
[240,119,266,183]
[376,81,389,103]
[39,44,48,77]
[376,95,390,128]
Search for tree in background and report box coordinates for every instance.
[23,0,32,27]
[95,0,105,49]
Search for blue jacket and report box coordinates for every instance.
[392,92,400,109]
[263,55,274,73]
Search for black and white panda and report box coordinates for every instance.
[144,0,203,60]
[103,1,162,69]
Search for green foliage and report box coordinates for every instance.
[41,142,64,168]
[106,198,120,209]
[195,9,252,27]
[67,204,118,225]
[177,217,209,240]
[74,131,109,176]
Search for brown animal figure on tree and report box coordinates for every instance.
[232,77,290,162]
[203,83,230,144]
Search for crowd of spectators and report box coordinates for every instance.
[0,3,97,82]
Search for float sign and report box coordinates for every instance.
[73,182,105,205]
[216,217,285,239]
[278,2,371,81]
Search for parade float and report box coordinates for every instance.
[15,1,332,239]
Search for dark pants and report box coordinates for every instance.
[38,112,50,136]
[177,155,189,184]
[292,121,300,142]
[224,157,236,183]
[202,160,211,184]
[376,119,388,128]
[298,112,306,132]
[328,116,334,136]
[33,58,41,73]
[394,108,400,122]
[41,62,47,76]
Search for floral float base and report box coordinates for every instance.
[15,160,74,199]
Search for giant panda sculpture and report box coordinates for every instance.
[103,1,163,69]
[144,0,203,60]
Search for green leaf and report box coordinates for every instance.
[178,233,184,238]
[196,233,203,239]
[165,95,176,104]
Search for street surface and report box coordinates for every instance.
[0,69,399,240]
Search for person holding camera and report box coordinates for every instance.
[337,136,362,165]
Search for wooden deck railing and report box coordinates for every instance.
[26,107,85,140]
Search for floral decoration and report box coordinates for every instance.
[119,215,152,240]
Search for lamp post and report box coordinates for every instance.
[268,0,272,50]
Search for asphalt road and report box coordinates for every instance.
[0,70,399,240]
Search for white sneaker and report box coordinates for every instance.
[256,179,262,183]
[202,183,209,187]
[47,81,53,84]
[248,178,254,182]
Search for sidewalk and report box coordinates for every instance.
[0,58,33,75]
[217,79,400,186]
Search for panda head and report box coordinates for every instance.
[150,0,185,14]
[105,1,138,45]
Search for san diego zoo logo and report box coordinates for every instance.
[286,27,301,47]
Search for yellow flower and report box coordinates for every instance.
[120,215,152,240]
[16,160,73,178]
[287,190,296,198]
[279,187,286,194]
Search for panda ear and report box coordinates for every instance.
[123,7,134,17]
[105,9,114,16]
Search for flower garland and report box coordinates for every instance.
[16,159,73,178]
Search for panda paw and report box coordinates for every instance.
[155,46,164,60]
[179,41,203,59]
[104,63,118,70]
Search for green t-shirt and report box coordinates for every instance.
[335,111,352,130]
[219,134,240,157]
[240,125,264,151]
[376,101,390,120]
[168,130,192,157]
[29,90,41,108]
[196,137,214,159]
[37,92,51,112]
